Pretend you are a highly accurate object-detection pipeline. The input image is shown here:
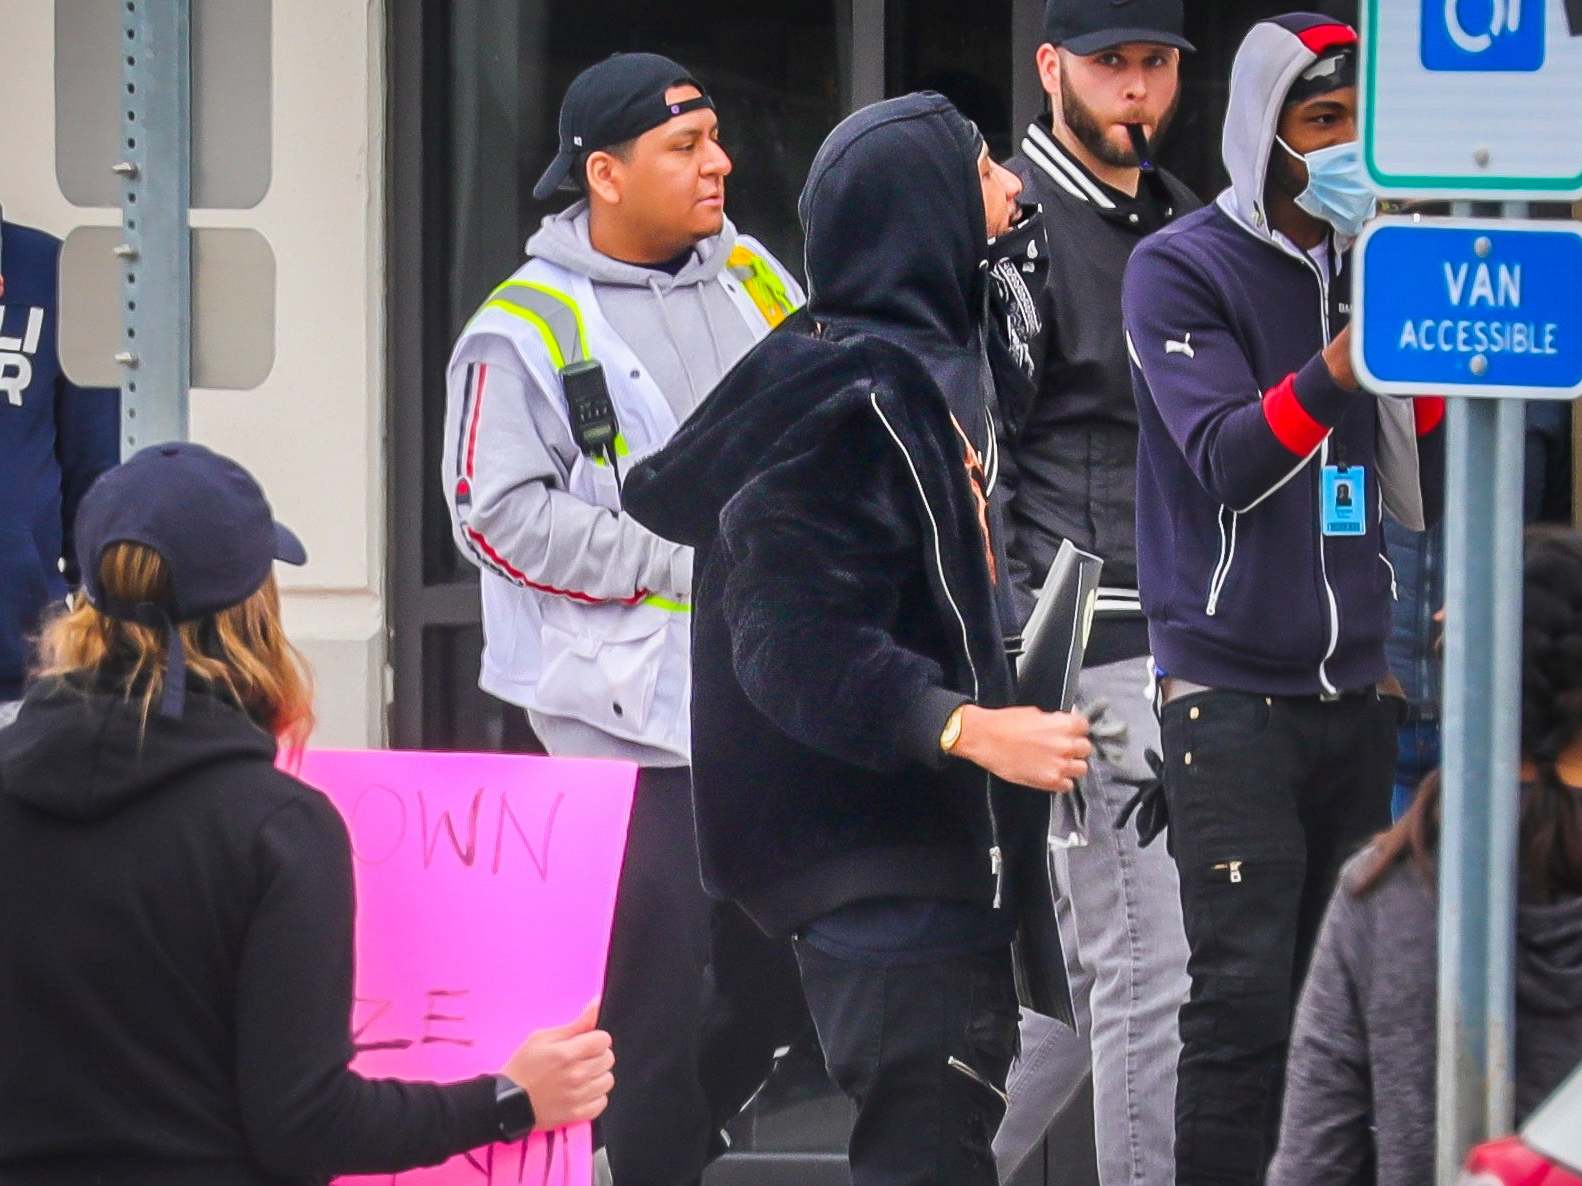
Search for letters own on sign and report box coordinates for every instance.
[290,749,637,1186]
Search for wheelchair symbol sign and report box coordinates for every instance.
[1422,0,1546,71]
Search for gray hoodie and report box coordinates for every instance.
[443,202,802,765]
[526,202,772,420]
[1269,846,1582,1186]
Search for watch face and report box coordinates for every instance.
[495,1078,535,1140]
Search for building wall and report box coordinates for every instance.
[0,0,388,747]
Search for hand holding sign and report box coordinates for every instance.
[292,748,637,1186]
[502,998,615,1130]
[1324,324,1360,391]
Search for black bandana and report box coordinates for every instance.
[984,204,1050,401]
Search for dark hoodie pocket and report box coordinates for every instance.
[0,528,53,683]
[1199,496,1327,670]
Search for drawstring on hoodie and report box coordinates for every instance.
[647,276,729,406]
[701,305,728,377]
[647,278,701,404]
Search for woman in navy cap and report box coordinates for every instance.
[0,443,614,1186]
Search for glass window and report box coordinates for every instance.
[888,0,1014,160]
[420,626,544,753]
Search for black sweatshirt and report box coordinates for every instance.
[1002,123,1199,666]
[0,677,498,1186]
[623,94,1051,944]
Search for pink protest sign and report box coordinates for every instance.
[291,748,637,1186]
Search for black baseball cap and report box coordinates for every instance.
[1044,0,1195,54]
[1284,44,1358,106]
[533,53,714,201]
[75,441,307,716]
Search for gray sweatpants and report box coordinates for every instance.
[995,656,1190,1186]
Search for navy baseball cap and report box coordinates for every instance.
[533,53,713,201]
[1044,0,1195,54]
[74,442,306,717]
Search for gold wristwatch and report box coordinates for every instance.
[939,705,966,754]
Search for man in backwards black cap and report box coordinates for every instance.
[441,52,805,1186]
[624,94,1092,1186]
[993,2,1197,1182]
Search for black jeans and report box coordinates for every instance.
[795,940,1021,1186]
[599,767,807,1186]
[1160,689,1398,1186]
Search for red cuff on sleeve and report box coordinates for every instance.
[1413,397,1446,436]
[1262,374,1329,457]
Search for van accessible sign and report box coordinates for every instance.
[1361,0,1582,199]
[1353,216,1582,400]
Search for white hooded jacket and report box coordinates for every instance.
[441,202,801,765]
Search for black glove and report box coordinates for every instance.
[1115,748,1170,849]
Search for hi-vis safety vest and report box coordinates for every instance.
[449,240,798,761]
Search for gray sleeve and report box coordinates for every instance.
[446,333,692,602]
[1267,889,1376,1186]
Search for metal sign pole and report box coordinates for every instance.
[1435,204,1527,1186]
[115,0,192,455]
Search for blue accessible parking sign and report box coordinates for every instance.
[1421,0,1545,72]
[1353,216,1582,400]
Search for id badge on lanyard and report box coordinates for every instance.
[1321,464,1366,537]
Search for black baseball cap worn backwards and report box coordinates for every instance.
[74,441,307,718]
[1277,13,1359,107]
[1044,0,1195,54]
[533,52,714,201]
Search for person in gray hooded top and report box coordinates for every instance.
[1269,528,1582,1186]
[440,52,804,1186]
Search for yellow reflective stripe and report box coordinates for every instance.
[727,246,796,328]
[642,594,691,613]
[480,298,569,369]
[483,279,592,365]
[589,433,632,466]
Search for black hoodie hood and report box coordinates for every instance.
[627,93,993,553]
[0,677,277,821]
[801,93,989,403]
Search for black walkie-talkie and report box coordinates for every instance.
[561,358,621,471]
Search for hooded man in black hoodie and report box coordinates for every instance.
[623,93,1091,1186]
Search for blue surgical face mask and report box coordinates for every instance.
[1275,136,1376,240]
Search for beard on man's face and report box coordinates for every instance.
[1057,69,1179,169]
[1267,137,1310,201]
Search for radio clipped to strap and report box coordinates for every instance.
[561,358,624,486]
[475,276,628,482]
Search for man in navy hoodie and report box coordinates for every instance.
[1121,16,1445,1185]
[0,212,118,726]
